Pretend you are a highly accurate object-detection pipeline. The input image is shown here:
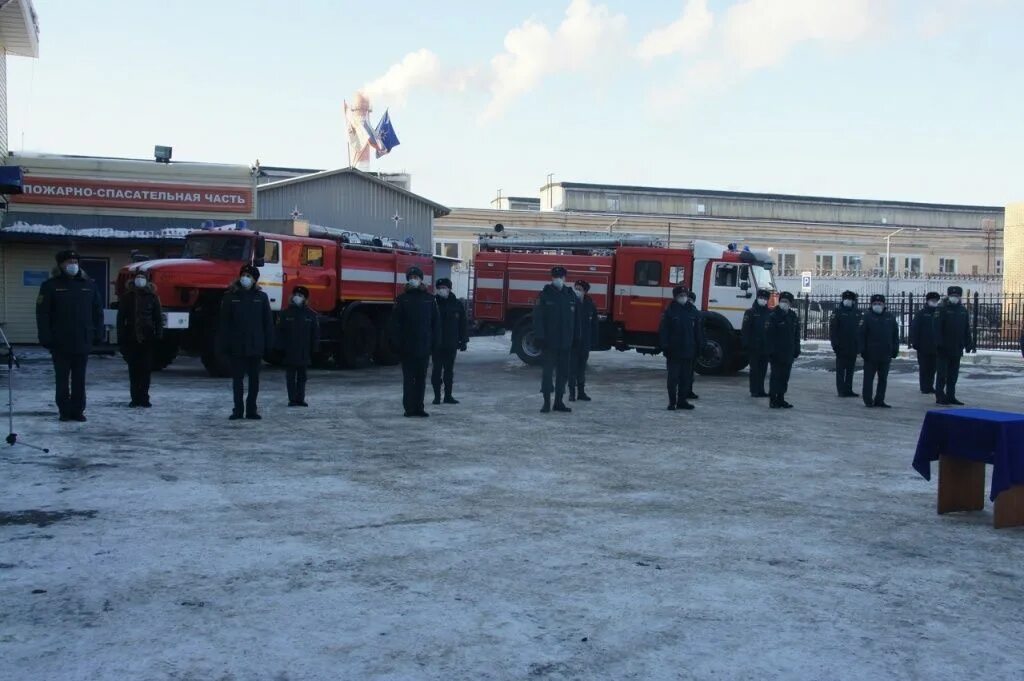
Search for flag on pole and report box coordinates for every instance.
[344,100,380,167]
[374,110,401,158]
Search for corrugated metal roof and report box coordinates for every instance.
[0,0,39,57]
[259,166,450,217]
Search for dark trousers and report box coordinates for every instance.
[51,351,88,417]
[230,355,262,415]
[541,347,571,397]
[935,352,962,400]
[431,348,457,397]
[569,349,590,390]
[402,355,430,414]
[122,343,154,404]
[835,352,857,396]
[769,359,793,402]
[748,354,768,395]
[918,352,938,392]
[667,357,694,404]
[862,360,891,406]
[286,366,308,403]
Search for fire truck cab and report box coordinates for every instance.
[473,236,777,375]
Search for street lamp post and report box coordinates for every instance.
[883,227,920,299]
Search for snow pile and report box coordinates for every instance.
[4,221,192,240]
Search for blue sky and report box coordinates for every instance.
[8,0,1023,209]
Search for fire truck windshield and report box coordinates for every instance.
[751,264,776,291]
[181,234,251,262]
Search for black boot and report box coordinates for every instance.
[541,394,551,413]
[443,392,459,404]
[568,385,576,402]
[577,386,591,401]
[677,400,695,410]
[553,396,572,413]
[432,387,441,405]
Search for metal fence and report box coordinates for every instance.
[799,292,1024,351]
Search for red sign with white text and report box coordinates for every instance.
[10,176,254,214]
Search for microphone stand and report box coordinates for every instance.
[0,325,50,453]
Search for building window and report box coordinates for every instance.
[841,255,863,273]
[668,265,686,285]
[778,252,797,276]
[606,194,621,212]
[938,257,957,274]
[695,203,706,215]
[903,257,922,274]
[996,258,1003,275]
[300,245,324,267]
[815,254,835,275]
[634,261,662,286]
[972,265,980,275]
[434,241,460,259]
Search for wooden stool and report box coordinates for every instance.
[937,455,985,514]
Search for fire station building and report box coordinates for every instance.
[0,152,256,342]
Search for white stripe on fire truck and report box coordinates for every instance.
[476,277,504,290]
[614,285,677,298]
[506,279,609,295]
[340,269,433,285]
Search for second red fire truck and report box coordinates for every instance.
[472,235,778,375]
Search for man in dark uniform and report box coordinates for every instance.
[36,250,104,422]
[684,289,701,400]
[741,288,771,398]
[658,286,704,411]
[766,291,800,408]
[431,277,468,405]
[390,266,440,417]
[533,266,578,413]
[275,285,320,407]
[935,285,975,405]
[829,290,861,398]
[219,264,274,420]
[568,279,599,402]
[909,291,941,394]
[858,294,899,408]
[116,268,164,408]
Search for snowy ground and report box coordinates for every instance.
[2,337,1023,681]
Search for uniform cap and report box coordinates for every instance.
[406,266,424,279]
[870,294,885,304]
[779,291,795,303]
[56,249,79,264]
[841,290,858,300]
[672,286,687,298]
[293,285,310,298]
[436,277,453,289]
[687,290,697,301]
[239,264,260,280]
[947,285,963,296]
[551,266,567,277]
[925,291,941,301]
[574,279,590,291]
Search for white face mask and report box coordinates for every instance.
[239,275,254,289]
[63,263,80,276]
[842,299,854,308]
[291,295,305,306]
[408,277,422,288]
[676,296,688,305]
[574,289,584,299]
[948,296,960,305]
[756,297,768,306]
[437,288,450,298]
[872,304,884,314]
[134,276,148,289]
[552,277,565,289]
[927,300,939,308]
[779,301,791,312]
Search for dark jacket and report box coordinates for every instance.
[935,302,975,356]
[858,310,899,362]
[741,302,771,356]
[36,269,104,354]
[435,294,469,351]
[658,300,704,360]
[533,284,578,351]
[219,281,274,357]
[765,307,801,362]
[573,294,600,353]
[829,305,862,355]
[909,305,939,354]
[390,285,441,358]
[275,303,320,367]
[116,281,163,348]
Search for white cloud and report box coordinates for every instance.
[636,0,714,61]
[362,49,444,105]
[481,0,628,121]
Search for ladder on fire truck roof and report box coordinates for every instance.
[308,224,424,254]
[478,232,665,254]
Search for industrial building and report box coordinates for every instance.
[0,0,39,158]
[434,180,1005,297]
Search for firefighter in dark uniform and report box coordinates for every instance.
[116,268,164,408]
[766,291,800,408]
[741,288,771,398]
[935,285,975,405]
[275,285,320,407]
[390,266,440,417]
[909,291,941,394]
[431,277,469,405]
[568,279,599,402]
[35,250,104,422]
[858,294,899,408]
[219,264,274,420]
[533,266,578,413]
[658,286,704,410]
[829,290,861,398]
[684,289,701,400]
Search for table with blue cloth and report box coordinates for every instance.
[913,408,1024,529]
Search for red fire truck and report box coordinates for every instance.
[111,222,433,376]
[472,236,778,375]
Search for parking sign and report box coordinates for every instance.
[800,271,812,293]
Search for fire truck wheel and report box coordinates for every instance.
[200,330,232,378]
[696,328,733,376]
[511,321,543,366]
[338,311,376,369]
